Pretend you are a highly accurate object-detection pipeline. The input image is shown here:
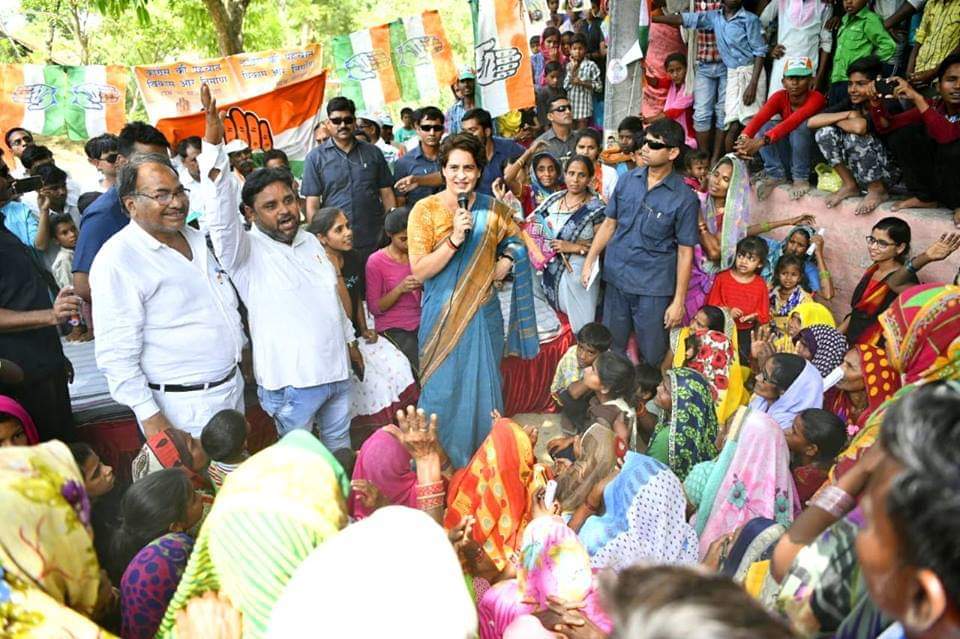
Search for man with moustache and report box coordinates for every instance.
[393,106,445,207]
[198,86,361,454]
[301,96,396,260]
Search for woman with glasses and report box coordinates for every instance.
[407,133,539,468]
[841,218,959,346]
[749,352,823,430]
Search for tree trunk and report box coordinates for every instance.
[202,0,251,55]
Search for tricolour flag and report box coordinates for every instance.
[621,0,652,66]
[0,64,127,141]
[154,73,326,178]
[332,11,457,111]
[470,0,536,118]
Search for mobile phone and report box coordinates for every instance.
[874,78,897,96]
[12,176,43,195]
[543,479,558,510]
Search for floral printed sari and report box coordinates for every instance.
[684,329,744,424]
[648,368,719,482]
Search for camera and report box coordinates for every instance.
[11,176,43,195]
[874,78,898,96]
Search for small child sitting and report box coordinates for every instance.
[769,254,812,339]
[633,363,663,451]
[200,409,250,493]
[682,149,710,193]
[706,236,771,362]
[49,212,78,291]
[551,322,612,436]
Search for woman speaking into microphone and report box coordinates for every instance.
[407,132,539,467]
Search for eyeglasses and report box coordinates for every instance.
[133,187,190,207]
[419,124,444,132]
[550,104,571,113]
[329,116,356,126]
[643,138,673,150]
[865,235,895,248]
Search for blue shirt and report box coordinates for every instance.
[682,8,767,68]
[478,137,525,196]
[1,200,38,248]
[72,187,127,273]
[392,144,441,207]
[300,138,394,250]
[603,168,700,297]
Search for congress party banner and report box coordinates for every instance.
[470,0,536,117]
[0,64,127,141]
[155,73,326,177]
[331,10,457,111]
[134,44,323,122]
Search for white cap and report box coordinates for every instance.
[224,139,249,154]
[357,111,382,127]
[380,114,394,127]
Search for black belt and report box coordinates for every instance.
[148,367,237,393]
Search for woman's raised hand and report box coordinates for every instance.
[395,405,440,459]
[924,232,960,262]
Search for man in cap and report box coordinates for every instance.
[445,67,479,135]
[735,56,826,200]
[357,112,402,170]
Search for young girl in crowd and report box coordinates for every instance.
[707,236,771,362]
[573,127,619,202]
[365,207,422,373]
[682,149,709,192]
[784,408,846,503]
[309,208,418,447]
[769,254,813,337]
[657,53,697,149]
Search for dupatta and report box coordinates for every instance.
[700,155,751,275]
[521,152,562,215]
[349,426,417,519]
[761,225,816,283]
[0,394,39,444]
[749,359,824,429]
[650,368,719,482]
[684,329,744,424]
[797,325,849,377]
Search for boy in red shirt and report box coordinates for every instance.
[734,56,826,200]
[707,235,770,361]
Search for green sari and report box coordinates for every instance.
[648,368,719,481]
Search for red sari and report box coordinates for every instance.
[845,264,917,346]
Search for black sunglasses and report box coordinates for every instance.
[550,104,571,113]
[329,116,356,126]
[101,152,119,164]
[419,124,444,132]
[643,137,673,150]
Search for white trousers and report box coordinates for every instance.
[139,370,245,437]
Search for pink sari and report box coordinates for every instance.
[664,82,697,148]
[0,395,39,444]
[349,427,416,518]
[641,21,686,119]
[477,516,612,639]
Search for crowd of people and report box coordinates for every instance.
[2,0,960,636]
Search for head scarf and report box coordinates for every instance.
[796,325,849,377]
[0,395,39,444]
[762,225,816,283]
[651,368,719,481]
[791,301,837,329]
[157,430,349,638]
[556,422,617,513]
[579,452,699,571]
[524,152,563,214]
[685,329,744,423]
[478,516,612,639]
[0,441,104,620]
[750,357,824,429]
[132,428,209,491]
[349,426,416,519]
[696,407,800,558]
[268,506,477,639]
[701,154,751,274]
[444,419,538,572]
[120,532,194,639]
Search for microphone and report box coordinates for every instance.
[457,193,471,238]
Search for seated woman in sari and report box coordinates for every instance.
[679,328,744,424]
[575,451,699,570]
[647,368,719,482]
[689,406,799,559]
[768,300,836,355]
[828,345,901,444]
[783,408,846,505]
[529,154,605,333]
[518,151,563,216]
[554,420,618,515]
[749,353,824,430]
[409,134,539,468]
[794,324,849,378]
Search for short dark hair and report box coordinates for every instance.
[873,216,911,263]
[798,408,846,464]
[768,353,806,391]
[618,116,644,134]
[462,107,493,132]
[574,127,602,148]
[176,136,202,159]
[936,53,960,82]
[49,211,76,237]
[4,127,29,149]
[847,55,883,79]
[570,32,588,47]
[240,167,295,208]
[736,235,770,264]
[683,148,709,169]
[438,132,487,174]
[665,52,687,69]
[547,92,570,110]
[700,305,726,332]
[21,144,53,171]
[595,351,637,401]
[34,163,67,187]
[634,362,663,399]
[774,254,810,291]
[262,149,290,167]
[416,106,445,126]
[881,382,960,606]
[117,121,169,157]
[384,206,410,236]
[565,153,595,178]
[85,133,119,160]
[68,441,96,469]
[400,107,414,117]
[542,26,561,40]
[327,96,356,116]
[644,118,685,149]
[116,152,176,211]
[201,409,247,462]
[78,191,102,215]
[577,322,612,352]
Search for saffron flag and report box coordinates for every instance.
[332,11,456,111]
[0,64,127,141]
[621,0,651,66]
[470,0,536,118]
[154,73,326,177]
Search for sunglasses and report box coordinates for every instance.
[419,124,444,132]
[101,153,119,164]
[643,138,673,150]
[329,116,356,126]
[550,104,571,113]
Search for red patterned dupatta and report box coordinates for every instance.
[847,265,897,346]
